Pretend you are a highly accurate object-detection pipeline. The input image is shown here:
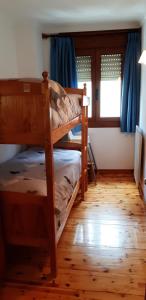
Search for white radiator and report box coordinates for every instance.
[134,125,143,187]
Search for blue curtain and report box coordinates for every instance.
[50,37,81,134]
[50,37,77,88]
[120,32,141,133]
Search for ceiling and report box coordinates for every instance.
[0,0,146,25]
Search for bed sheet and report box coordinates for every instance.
[50,80,82,128]
[0,148,81,214]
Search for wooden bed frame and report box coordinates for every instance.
[0,72,88,279]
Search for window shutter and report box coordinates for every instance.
[101,54,121,81]
[76,56,91,82]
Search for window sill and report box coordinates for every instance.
[88,118,120,128]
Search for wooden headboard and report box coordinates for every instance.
[0,79,50,145]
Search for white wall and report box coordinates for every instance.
[42,21,140,35]
[43,38,51,75]
[0,15,18,78]
[0,145,22,164]
[139,18,146,199]
[89,128,134,169]
[43,24,135,169]
[15,21,43,78]
[0,14,21,163]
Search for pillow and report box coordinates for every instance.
[49,80,67,100]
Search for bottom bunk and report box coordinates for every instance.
[0,147,81,247]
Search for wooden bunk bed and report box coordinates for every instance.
[0,71,88,279]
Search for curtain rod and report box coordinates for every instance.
[42,28,141,39]
[42,32,74,39]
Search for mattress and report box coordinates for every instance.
[49,80,82,129]
[0,148,81,215]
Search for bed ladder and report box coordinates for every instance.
[87,142,97,184]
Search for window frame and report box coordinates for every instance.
[74,31,128,127]
[95,48,124,128]
[76,47,125,128]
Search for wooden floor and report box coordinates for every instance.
[0,171,146,299]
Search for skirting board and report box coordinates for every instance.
[98,169,134,174]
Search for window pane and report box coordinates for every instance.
[100,54,121,118]
[76,56,92,118]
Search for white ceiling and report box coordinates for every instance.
[0,0,146,25]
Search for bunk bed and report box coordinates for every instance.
[0,71,88,279]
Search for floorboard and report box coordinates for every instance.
[0,171,146,299]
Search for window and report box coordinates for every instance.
[100,54,122,118]
[74,31,127,127]
[76,56,92,118]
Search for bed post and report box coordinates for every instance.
[84,84,88,191]
[42,71,57,278]
[81,83,88,200]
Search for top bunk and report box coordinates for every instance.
[0,71,88,145]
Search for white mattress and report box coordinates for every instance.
[0,148,81,214]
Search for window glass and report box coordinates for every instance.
[100,54,122,118]
[76,56,92,118]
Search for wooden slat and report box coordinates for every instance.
[54,141,81,151]
[59,222,146,249]
[54,269,145,295]
[57,246,146,278]
[56,181,80,243]
[65,87,86,96]
[0,284,143,300]
[0,217,5,279]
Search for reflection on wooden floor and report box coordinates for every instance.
[1,171,146,299]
